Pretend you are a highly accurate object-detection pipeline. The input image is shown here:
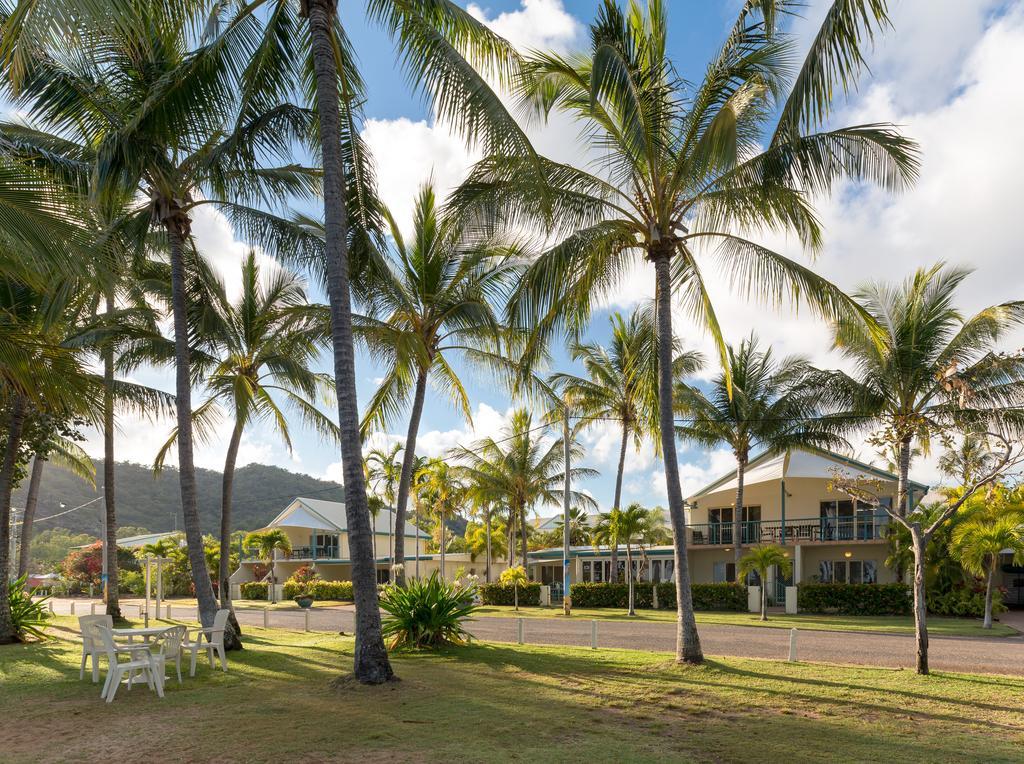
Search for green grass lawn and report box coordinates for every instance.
[471,606,1018,638]
[2,617,1022,763]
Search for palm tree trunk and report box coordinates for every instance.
[485,510,492,583]
[102,294,121,619]
[0,395,28,643]
[17,457,44,578]
[983,560,994,629]
[439,510,445,580]
[393,368,427,587]
[167,223,219,631]
[651,249,703,664]
[507,511,516,567]
[220,417,244,650]
[910,518,932,674]
[609,423,628,583]
[761,570,768,621]
[304,0,392,684]
[733,454,746,566]
[626,543,635,616]
[519,505,528,568]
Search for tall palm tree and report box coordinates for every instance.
[675,335,846,565]
[2,3,320,636]
[952,515,1024,630]
[454,409,597,567]
[553,307,702,580]
[828,264,1024,673]
[615,502,652,616]
[156,252,338,645]
[243,529,293,604]
[738,544,792,621]
[358,184,523,588]
[457,0,918,664]
[366,443,403,566]
[552,507,591,547]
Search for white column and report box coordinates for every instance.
[794,544,803,584]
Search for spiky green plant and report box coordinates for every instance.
[379,573,478,650]
[9,575,52,641]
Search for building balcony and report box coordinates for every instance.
[241,545,340,562]
[688,517,888,547]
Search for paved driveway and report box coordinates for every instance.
[51,599,1024,676]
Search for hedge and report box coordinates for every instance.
[797,583,911,615]
[298,580,353,601]
[479,582,541,606]
[654,582,747,612]
[928,583,1005,618]
[570,582,654,608]
[240,581,268,600]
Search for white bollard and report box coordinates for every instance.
[789,628,798,662]
[591,620,598,650]
[304,608,310,632]
[90,602,96,616]
[70,601,75,616]
[517,617,524,644]
[166,604,172,621]
[264,607,269,629]
[48,600,54,614]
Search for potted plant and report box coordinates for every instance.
[294,589,314,609]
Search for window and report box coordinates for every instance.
[593,560,603,583]
[819,559,878,584]
[741,506,762,544]
[713,561,737,583]
[651,559,662,584]
[582,561,592,582]
[708,508,733,544]
[663,560,674,582]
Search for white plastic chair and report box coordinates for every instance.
[184,609,230,676]
[88,623,161,703]
[78,614,120,683]
[148,625,187,692]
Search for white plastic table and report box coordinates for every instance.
[110,627,169,683]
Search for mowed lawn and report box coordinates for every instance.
[2,618,1023,763]
[472,606,1019,638]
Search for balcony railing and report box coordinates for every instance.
[688,517,887,546]
[241,545,340,562]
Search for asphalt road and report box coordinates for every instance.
[51,599,1024,676]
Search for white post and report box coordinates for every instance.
[516,617,524,644]
[788,628,798,662]
[304,608,310,632]
[166,603,172,621]
[48,600,53,614]
[590,620,597,650]
[263,607,269,629]
[90,602,96,616]
[144,557,151,628]
[70,600,75,616]
[156,560,163,620]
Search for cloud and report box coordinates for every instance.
[467,0,582,53]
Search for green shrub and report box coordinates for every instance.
[928,582,1006,618]
[479,582,541,606]
[9,575,52,641]
[570,582,654,608]
[798,583,911,615]
[380,573,478,649]
[283,566,323,599]
[119,570,146,596]
[307,580,353,601]
[655,582,748,611]
[240,581,268,600]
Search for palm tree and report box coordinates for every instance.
[952,515,1024,629]
[553,307,702,581]
[358,184,522,588]
[738,545,791,621]
[243,530,293,604]
[464,512,507,582]
[616,503,653,616]
[453,409,597,566]
[500,565,529,611]
[675,335,846,565]
[590,510,622,584]
[156,252,337,645]
[552,507,591,547]
[828,264,1024,673]
[414,458,464,580]
[1,3,321,638]
[458,0,918,664]
[366,443,404,568]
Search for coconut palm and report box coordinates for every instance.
[1,3,323,637]
[738,545,792,621]
[675,334,847,564]
[828,264,1024,672]
[414,458,464,580]
[453,409,597,567]
[457,0,918,664]
[552,507,591,547]
[552,307,702,581]
[358,184,523,588]
[464,512,507,582]
[155,252,337,644]
[500,565,529,611]
[616,503,653,616]
[952,516,1024,629]
[243,529,293,604]
[366,443,404,564]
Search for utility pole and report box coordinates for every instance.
[562,407,572,616]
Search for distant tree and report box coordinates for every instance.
[243,530,292,604]
[738,545,792,621]
[500,566,529,611]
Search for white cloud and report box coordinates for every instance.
[467,0,582,53]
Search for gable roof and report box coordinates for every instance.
[533,512,602,531]
[688,446,929,501]
[265,497,425,538]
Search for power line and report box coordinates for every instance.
[14,493,105,526]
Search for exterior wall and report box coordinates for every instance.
[797,543,895,584]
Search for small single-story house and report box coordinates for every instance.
[232,497,506,598]
[74,530,184,550]
[526,446,929,604]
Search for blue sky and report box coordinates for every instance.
[43,0,1024,526]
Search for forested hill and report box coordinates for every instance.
[12,461,344,536]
